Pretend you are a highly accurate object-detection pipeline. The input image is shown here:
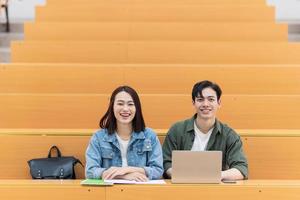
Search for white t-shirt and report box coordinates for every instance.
[191,122,213,151]
[116,134,129,167]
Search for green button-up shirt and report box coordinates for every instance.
[162,115,248,178]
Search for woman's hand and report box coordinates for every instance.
[102,167,147,180]
[102,167,127,180]
[117,172,148,182]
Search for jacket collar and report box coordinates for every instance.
[103,129,146,142]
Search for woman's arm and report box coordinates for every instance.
[85,134,106,179]
[143,132,164,180]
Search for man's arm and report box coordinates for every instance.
[162,125,178,178]
[221,168,244,180]
[225,132,248,180]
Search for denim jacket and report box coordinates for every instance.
[85,128,163,180]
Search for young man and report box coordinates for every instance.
[162,80,248,180]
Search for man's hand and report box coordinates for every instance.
[221,168,244,181]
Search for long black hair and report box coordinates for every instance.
[99,86,146,134]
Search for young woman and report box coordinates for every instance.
[85,86,163,181]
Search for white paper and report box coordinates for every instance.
[104,179,166,185]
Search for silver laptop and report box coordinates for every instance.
[171,151,222,183]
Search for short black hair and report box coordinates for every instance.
[192,80,222,101]
[99,86,145,134]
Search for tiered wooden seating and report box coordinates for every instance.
[13,0,288,63]
[0,129,300,179]
[1,63,300,129]
[5,0,300,182]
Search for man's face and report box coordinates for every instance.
[192,87,221,120]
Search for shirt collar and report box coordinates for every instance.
[188,114,222,135]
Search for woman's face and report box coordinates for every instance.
[113,91,136,125]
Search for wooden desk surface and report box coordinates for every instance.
[0,180,299,200]
[108,180,300,200]
[0,180,104,200]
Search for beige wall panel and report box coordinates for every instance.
[0,94,300,129]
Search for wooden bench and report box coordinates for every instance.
[24,22,287,41]
[1,63,300,95]
[0,129,300,179]
[35,5,276,22]
[11,41,300,63]
[1,94,300,129]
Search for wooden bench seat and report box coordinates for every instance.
[35,5,275,22]
[1,63,300,95]
[0,129,299,179]
[1,94,300,129]
[24,22,287,41]
[11,41,300,64]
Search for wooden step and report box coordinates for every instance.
[24,22,287,41]
[1,63,300,95]
[0,94,300,129]
[35,5,275,22]
[1,130,300,179]
[11,41,300,64]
